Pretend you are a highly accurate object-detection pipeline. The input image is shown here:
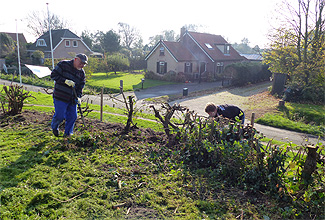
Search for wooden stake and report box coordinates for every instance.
[251,112,255,127]
[100,87,103,121]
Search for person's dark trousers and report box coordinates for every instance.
[51,98,78,136]
[241,113,245,125]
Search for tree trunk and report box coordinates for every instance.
[301,145,317,184]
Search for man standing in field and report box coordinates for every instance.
[50,53,88,137]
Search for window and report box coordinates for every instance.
[184,62,192,73]
[65,40,70,47]
[225,45,230,54]
[160,47,165,56]
[157,61,167,74]
[36,39,46,47]
[205,43,213,49]
[216,44,230,54]
[73,41,78,47]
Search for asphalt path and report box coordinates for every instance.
[1,79,323,146]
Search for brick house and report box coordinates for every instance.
[27,29,93,59]
[145,28,245,81]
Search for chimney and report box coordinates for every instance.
[180,27,186,42]
[181,27,186,37]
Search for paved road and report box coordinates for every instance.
[1,79,323,146]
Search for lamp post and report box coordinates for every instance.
[46,3,54,70]
[15,19,22,85]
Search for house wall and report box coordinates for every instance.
[53,39,90,59]
[147,43,202,76]
[181,35,214,74]
[147,44,179,73]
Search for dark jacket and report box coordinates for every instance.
[217,104,244,121]
[51,60,86,103]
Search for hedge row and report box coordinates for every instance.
[224,62,272,86]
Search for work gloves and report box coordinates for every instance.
[64,79,81,104]
[65,79,75,87]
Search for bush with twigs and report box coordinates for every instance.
[0,84,35,115]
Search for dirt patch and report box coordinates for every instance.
[0,110,168,146]
[243,91,280,119]
[125,207,160,219]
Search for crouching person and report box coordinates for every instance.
[205,102,245,124]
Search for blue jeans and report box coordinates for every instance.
[51,99,77,136]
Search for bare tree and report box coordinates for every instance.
[26,11,70,37]
[118,22,140,50]
[148,30,179,47]
[268,0,324,85]
[182,24,203,32]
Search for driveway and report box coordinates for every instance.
[1,79,323,145]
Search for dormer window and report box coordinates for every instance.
[216,44,230,54]
[36,39,46,47]
[65,40,70,47]
[160,47,165,56]
[225,45,230,54]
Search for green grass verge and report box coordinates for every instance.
[1,72,176,95]
[22,105,161,132]
[0,74,54,88]
[256,113,324,136]
[282,102,325,125]
[1,84,157,123]
[86,72,176,93]
[256,102,325,137]
[86,111,162,131]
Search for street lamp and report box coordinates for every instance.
[46,3,54,70]
[15,19,22,85]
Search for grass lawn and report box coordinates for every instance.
[1,84,159,131]
[86,72,176,93]
[1,81,324,219]
[0,109,323,219]
[256,102,325,136]
[0,72,176,94]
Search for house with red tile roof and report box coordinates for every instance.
[145,28,246,81]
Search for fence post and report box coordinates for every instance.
[251,112,255,127]
[100,87,103,121]
[120,80,123,93]
[279,100,285,107]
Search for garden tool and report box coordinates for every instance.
[72,87,86,127]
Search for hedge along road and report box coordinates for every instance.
[167,81,324,146]
[0,79,323,146]
[84,80,323,146]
